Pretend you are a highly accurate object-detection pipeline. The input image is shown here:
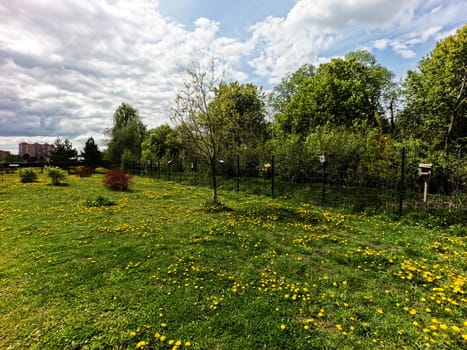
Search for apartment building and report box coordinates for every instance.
[18,142,54,159]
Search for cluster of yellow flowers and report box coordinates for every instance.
[130,320,192,350]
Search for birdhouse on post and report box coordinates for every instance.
[418,163,432,203]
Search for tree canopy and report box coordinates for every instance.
[141,124,180,162]
[399,24,467,160]
[81,137,102,167]
[50,138,78,165]
[274,51,394,136]
[106,103,146,168]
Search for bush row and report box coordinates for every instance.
[18,167,132,191]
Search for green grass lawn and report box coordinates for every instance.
[0,171,465,349]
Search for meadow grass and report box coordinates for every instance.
[0,170,465,349]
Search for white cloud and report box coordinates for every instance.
[247,0,421,83]
[373,39,390,50]
[0,0,465,153]
[0,0,250,153]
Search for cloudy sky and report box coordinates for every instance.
[0,0,465,154]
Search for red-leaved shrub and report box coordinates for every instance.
[77,166,93,177]
[103,168,132,191]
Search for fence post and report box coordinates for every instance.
[236,154,240,192]
[399,147,406,217]
[271,155,275,198]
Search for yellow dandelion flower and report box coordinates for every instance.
[136,340,147,349]
[451,325,461,333]
[336,324,343,331]
[280,324,286,330]
[154,332,161,339]
[304,325,310,330]
[168,339,175,345]
[377,309,384,314]
[439,324,448,330]
[175,340,182,346]
[160,335,166,342]
[409,309,417,315]
[185,341,192,347]
[161,323,168,328]
[130,331,136,337]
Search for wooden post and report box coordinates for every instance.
[423,178,429,203]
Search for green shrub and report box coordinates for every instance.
[403,208,467,228]
[46,166,67,185]
[103,168,132,191]
[18,168,38,183]
[84,195,115,207]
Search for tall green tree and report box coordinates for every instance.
[50,138,78,166]
[269,63,315,116]
[212,81,269,175]
[106,103,147,169]
[400,24,467,160]
[275,51,394,136]
[141,124,180,163]
[81,137,102,167]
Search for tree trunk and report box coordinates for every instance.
[210,158,218,203]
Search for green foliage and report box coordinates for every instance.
[274,51,394,136]
[46,166,67,185]
[270,134,314,182]
[398,25,467,160]
[141,124,180,163]
[105,102,147,168]
[103,168,132,191]
[50,138,78,165]
[18,168,38,183]
[269,63,315,115]
[81,136,102,167]
[84,195,116,207]
[212,81,269,175]
[402,208,467,229]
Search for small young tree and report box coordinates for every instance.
[172,62,226,204]
[46,166,67,186]
[18,168,38,183]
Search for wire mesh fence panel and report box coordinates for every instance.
[134,148,465,214]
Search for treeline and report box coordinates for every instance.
[44,25,467,202]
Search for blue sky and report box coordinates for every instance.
[0,0,465,154]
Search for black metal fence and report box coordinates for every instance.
[3,155,465,214]
[130,149,466,213]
